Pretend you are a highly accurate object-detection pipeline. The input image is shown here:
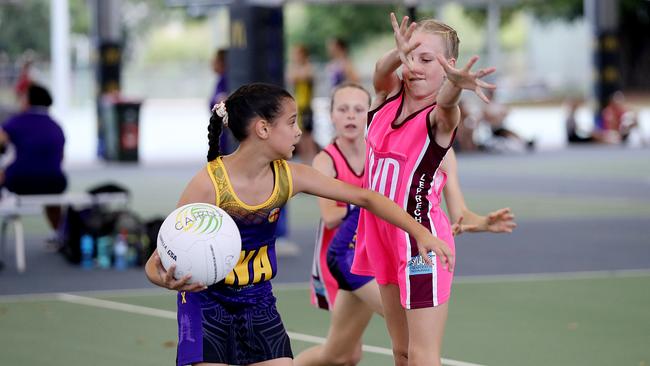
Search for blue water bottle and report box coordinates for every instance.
[80,234,94,270]
[113,230,128,271]
[97,236,112,269]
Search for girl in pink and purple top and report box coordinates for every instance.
[309,83,371,311]
[351,13,496,366]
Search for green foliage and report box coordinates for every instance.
[0,0,91,59]
[141,21,212,63]
[0,0,50,58]
[518,0,583,22]
[286,4,407,60]
[70,0,90,34]
[463,0,647,25]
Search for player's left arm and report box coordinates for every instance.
[431,56,496,133]
[290,161,454,270]
[441,149,516,236]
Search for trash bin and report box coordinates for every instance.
[98,96,142,162]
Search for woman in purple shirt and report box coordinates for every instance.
[0,83,67,230]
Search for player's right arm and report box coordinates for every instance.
[373,13,417,108]
[312,151,348,229]
[144,169,213,292]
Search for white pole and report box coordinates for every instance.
[50,0,71,120]
[486,0,500,79]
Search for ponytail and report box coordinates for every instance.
[207,110,224,161]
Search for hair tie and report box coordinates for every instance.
[212,101,229,127]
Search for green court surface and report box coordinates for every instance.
[1,272,649,366]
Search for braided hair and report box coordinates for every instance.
[207,83,293,162]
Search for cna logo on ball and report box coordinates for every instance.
[174,204,223,234]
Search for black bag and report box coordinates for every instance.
[59,205,118,264]
[142,217,165,262]
[59,182,130,264]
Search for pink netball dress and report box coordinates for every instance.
[310,142,364,310]
[351,88,456,310]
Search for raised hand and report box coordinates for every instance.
[390,12,420,71]
[436,54,496,103]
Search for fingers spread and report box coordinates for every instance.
[476,80,497,90]
[436,55,452,72]
[406,22,417,38]
[476,89,490,104]
[463,55,479,72]
[405,41,421,54]
[391,12,400,32]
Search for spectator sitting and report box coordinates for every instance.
[475,90,535,153]
[0,83,67,235]
[565,97,620,145]
[601,91,640,144]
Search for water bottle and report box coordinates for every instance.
[113,230,128,271]
[126,237,138,268]
[97,236,112,269]
[80,234,94,270]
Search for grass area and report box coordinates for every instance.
[2,274,648,366]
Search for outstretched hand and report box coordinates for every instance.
[484,207,517,233]
[151,251,207,292]
[452,216,477,236]
[436,55,496,103]
[390,12,420,71]
[452,208,517,236]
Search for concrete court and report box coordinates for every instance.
[0,145,648,296]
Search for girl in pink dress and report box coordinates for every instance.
[351,13,496,366]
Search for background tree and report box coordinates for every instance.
[463,0,650,92]
[286,4,407,61]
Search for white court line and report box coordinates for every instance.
[2,269,650,303]
[56,293,485,366]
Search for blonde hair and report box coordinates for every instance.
[416,19,460,60]
[330,82,371,111]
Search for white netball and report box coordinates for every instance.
[157,203,242,285]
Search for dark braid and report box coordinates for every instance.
[207,105,225,162]
[205,83,293,162]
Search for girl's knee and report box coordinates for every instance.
[408,347,441,366]
[327,353,362,366]
[392,347,408,366]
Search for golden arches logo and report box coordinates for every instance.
[175,204,223,234]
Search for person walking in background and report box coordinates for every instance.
[326,37,360,89]
[287,43,318,163]
[0,83,67,234]
[209,48,236,154]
